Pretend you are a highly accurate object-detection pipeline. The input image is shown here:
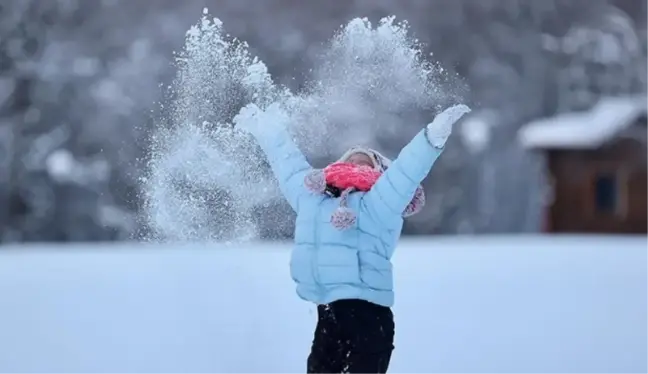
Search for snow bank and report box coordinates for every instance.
[0,236,645,373]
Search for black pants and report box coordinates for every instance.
[307,299,394,373]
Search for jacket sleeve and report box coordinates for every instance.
[251,125,313,213]
[361,129,443,227]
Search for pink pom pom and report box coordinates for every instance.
[331,207,356,230]
[304,169,326,193]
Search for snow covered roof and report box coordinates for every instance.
[518,95,647,149]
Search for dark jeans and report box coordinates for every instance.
[307,299,394,373]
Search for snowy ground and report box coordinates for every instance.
[0,235,645,373]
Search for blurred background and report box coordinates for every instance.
[0,0,646,243]
[0,2,646,372]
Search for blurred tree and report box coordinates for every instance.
[544,3,646,112]
[0,0,644,241]
[0,0,177,241]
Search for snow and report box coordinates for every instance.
[44,148,111,185]
[146,13,459,242]
[553,8,640,64]
[460,112,491,153]
[45,149,75,181]
[0,236,645,373]
[518,95,647,149]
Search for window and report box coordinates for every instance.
[594,173,618,213]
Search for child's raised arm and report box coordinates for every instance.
[361,105,471,227]
[234,103,313,212]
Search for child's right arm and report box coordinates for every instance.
[234,103,313,213]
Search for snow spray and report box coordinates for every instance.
[142,8,464,242]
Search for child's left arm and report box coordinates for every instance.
[361,105,470,227]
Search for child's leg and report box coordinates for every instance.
[332,299,395,373]
[307,304,345,373]
[343,349,392,373]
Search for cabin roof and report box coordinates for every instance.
[518,95,647,150]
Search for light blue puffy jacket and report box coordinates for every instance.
[253,126,444,307]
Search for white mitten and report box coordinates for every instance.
[233,103,262,134]
[425,104,471,149]
[233,102,289,136]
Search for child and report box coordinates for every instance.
[234,103,470,373]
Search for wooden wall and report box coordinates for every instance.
[546,134,647,234]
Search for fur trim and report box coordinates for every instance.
[403,185,426,217]
[304,169,326,193]
[338,146,393,172]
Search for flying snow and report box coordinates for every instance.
[142,10,465,242]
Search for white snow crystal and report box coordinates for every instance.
[460,114,491,153]
[143,11,464,242]
[46,149,75,182]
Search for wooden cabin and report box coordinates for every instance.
[519,96,647,234]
